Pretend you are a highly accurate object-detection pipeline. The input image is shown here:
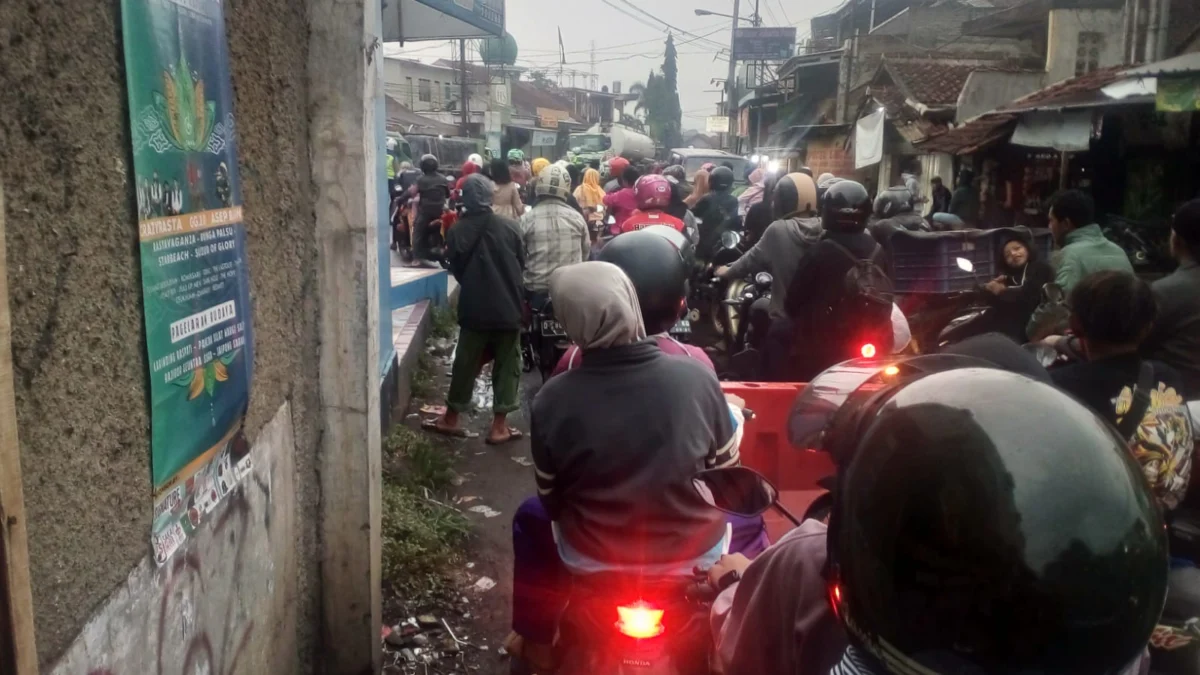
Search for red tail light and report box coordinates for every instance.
[616,601,665,639]
[860,343,877,358]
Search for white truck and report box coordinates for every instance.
[568,124,655,167]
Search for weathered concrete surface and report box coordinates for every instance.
[309,0,383,672]
[48,402,299,675]
[0,0,321,667]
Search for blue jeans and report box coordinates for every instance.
[510,496,771,642]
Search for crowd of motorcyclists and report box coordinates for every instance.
[399,141,1200,674]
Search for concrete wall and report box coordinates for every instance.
[957,71,1047,121]
[383,57,489,114]
[48,402,298,675]
[0,0,321,668]
[1046,9,1127,85]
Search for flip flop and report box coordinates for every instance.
[421,419,478,439]
[485,427,524,446]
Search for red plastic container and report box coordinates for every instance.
[722,382,833,540]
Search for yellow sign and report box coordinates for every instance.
[537,107,569,128]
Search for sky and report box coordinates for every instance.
[386,0,844,130]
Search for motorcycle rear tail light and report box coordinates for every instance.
[860,343,877,359]
[616,601,665,639]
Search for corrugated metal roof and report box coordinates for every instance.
[1123,53,1200,78]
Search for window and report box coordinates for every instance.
[418,78,432,103]
[445,82,453,103]
[405,77,414,105]
[1075,32,1103,76]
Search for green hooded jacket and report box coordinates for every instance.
[1026,223,1133,339]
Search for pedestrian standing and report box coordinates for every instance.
[424,174,526,445]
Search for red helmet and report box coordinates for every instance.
[634,174,672,210]
[608,157,630,177]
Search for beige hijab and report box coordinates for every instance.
[549,262,646,349]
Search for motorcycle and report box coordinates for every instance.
[586,204,607,243]
[901,258,991,352]
[1104,215,1173,278]
[723,272,772,379]
[550,466,793,675]
[689,230,746,337]
[390,184,414,262]
[524,296,571,381]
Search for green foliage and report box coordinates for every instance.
[381,479,470,598]
[385,425,457,492]
[628,36,683,149]
[410,351,437,400]
[430,305,458,340]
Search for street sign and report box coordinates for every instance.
[706,115,730,134]
[732,26,797,61]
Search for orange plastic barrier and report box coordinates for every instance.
[722,382,834,540]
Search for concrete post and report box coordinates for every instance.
[308,0,383,672]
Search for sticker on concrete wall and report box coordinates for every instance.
[121,0,255,565]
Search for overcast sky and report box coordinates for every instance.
[386,0,844,130]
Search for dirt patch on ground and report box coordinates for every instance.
[380,332,541,675]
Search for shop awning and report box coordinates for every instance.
[1010,110,1093,151]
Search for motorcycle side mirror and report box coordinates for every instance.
[1042,282,1066,305]
[691,467,779,518]
[955,257,974,273]
[754,271,773,288]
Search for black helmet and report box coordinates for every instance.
[795,360,1168,675]
[662,164,687,182]
[598,226,693,334]
[821,180,871,231]
[796,165,814,177]
[419,154,439,173]
[872,185,914,219]
[709,165,735,192]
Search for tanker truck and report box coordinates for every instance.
[567,124,655,167]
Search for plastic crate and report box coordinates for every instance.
[890,227,1053,294]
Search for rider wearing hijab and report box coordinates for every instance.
[738,168,767,214]
[573,167,606,210]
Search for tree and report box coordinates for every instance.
[625,38,682,148]
[525,70,558,91]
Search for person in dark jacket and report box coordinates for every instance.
[424,174,525,444]
[943,232,1054,344]
[929,175,952,215]
[1142,198,1200,393]
[741,173,779,246]
[781,180,891,382]
[693,165,742,259]
[948,168,979,226]
[413,154,450,264]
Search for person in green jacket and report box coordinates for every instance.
[1027,189,1133,340]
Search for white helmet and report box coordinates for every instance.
[386,137,397,152]
[468,153,483,168]
[534,165,572,202]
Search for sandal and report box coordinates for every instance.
[485,427,524,446]
[421,419,479,438]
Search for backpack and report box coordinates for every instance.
[826,241,895,353]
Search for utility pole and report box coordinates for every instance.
[725,0,741,152]
[458,39,469,137]
[590,40,597,90]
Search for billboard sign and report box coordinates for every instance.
[706,115,730,134]
[732,26,797,61]
[385,0,505,41]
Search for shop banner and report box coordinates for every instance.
[1157,75,1200,112]
[122,0,255,564]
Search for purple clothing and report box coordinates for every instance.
[603,187,638,233]
[512,496,769,643]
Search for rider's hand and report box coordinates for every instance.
[715,265,730,279]
[1039,335,1067,350]
[984,278,1006,295]
[724,393,746,410]
[708,553,752,589]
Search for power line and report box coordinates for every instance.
[603,0,728,50]
[776,0,793,25]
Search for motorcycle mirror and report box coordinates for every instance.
[1042,282,1066,305]
[754,272,773,288]
[691,467,779,518]
[955,257,974,273]
[720,230,742,249]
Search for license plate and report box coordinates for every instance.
[541,319,567,336]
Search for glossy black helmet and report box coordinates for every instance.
[599,225,694,334]
[709,165,736,192]
[419,153,439,173]
[821,180,871,231]
[872,185,914,218]
[662,164,687,182]
[794,360,1168,675]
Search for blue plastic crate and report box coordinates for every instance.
[889,228,1052,294]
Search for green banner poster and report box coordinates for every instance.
[1157,75,1200,113]
[122,0,255,564]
